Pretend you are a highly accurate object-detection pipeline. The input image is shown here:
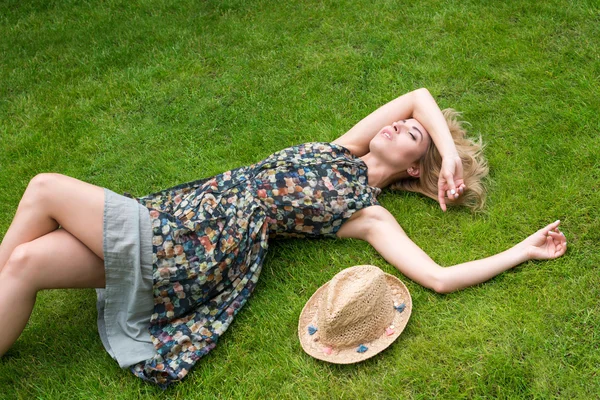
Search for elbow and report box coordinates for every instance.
[410,88,435,115]
[413,87,432,100]
[429,268,454,294]
[431,281,452,295]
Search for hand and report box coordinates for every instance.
[520,220,567,260]
[438,155,465,212]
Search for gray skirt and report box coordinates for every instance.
[96,188,156,368]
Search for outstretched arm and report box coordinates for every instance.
[337,207,567,293]
[333,88,464,210]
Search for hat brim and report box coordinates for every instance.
[298,270,412,364]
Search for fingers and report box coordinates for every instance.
[437,182,447,212]
[446,188,456,200]
[548,230,565,242]
[448,183,466,199]
[445,173,456,196]
[438,193,447,212]
[438,157,466,206]
[546,223,567,257]
[445,183,465,200]
[539,220,561,235]
[437,174,466,210]
[548,229,567,255]
[446,159,465,200]
[546,236,553,251]
[552,238,567,257]
[438,182,465,209]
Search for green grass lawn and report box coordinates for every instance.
[1,0,599,398]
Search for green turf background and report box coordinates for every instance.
[1,0,599,398]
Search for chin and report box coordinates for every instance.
[370,137,389,153]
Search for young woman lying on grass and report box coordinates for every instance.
[0,88,567,386]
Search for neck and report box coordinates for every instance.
[360,153,411,188]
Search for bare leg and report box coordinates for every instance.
[0,228,105,356]
[0,173,106,356]
[0,173,105,271]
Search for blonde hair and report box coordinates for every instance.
[390,109,488,211]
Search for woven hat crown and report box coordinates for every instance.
[317,265,394,347]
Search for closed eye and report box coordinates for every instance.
[409,132,416,140]
[413,126,424,142]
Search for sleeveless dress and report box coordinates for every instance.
[128,142,381,386]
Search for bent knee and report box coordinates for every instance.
[20,173,65,209]
[27,173,64,197]
[2,244,40,285]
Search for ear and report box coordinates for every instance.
[407,165,420,178]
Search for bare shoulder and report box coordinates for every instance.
[336,205,394,240]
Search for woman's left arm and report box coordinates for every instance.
[337,207,567,293]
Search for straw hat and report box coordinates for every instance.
[298,265,412,364]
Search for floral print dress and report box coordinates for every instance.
[129,142,381,386]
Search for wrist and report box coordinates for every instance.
[443,152,460,160]
[512,242,532,264]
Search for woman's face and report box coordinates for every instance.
[370,118,431,170]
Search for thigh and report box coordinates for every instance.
[22,229,105,290]
[37,173,105,260]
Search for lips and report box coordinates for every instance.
[381,128,393,140]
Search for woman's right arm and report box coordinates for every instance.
[333,88,457,160]
[337,207,567,293]
[333,88,466,210]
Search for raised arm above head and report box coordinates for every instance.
[333,88,466,211]
[337,206,567,294]
[334,88,454,158]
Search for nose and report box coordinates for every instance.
[392,121,406,133]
